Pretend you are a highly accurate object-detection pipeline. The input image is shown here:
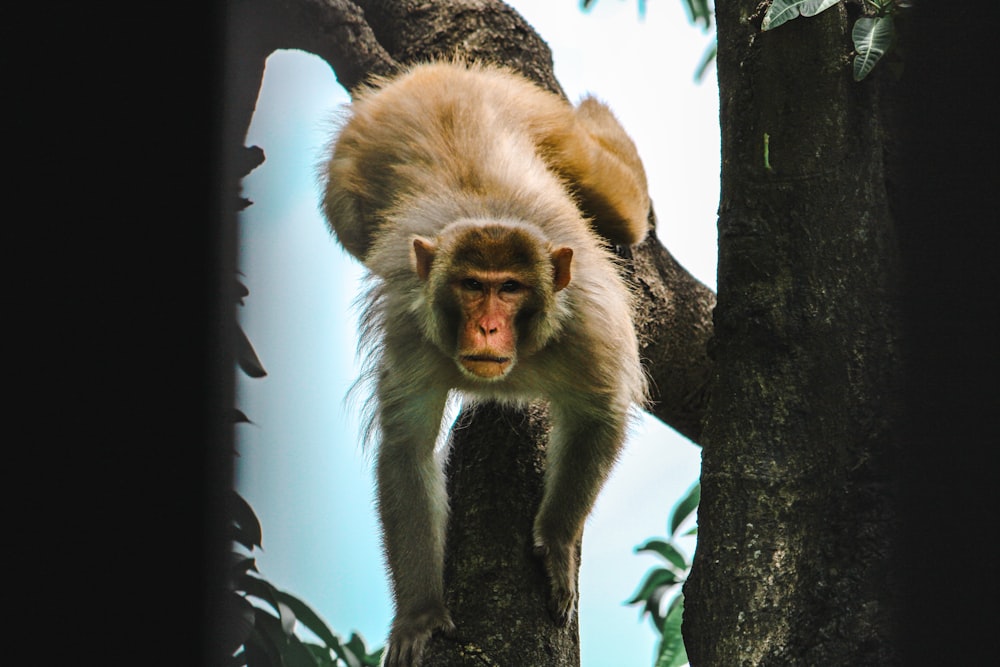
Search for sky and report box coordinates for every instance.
[234,2,720,665]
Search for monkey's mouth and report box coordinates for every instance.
[459,354,513,379]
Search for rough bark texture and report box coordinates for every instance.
[356,0,566,97]
[684,4,902,664]
[225,1,715,665]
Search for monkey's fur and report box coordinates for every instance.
[321,61,650,667]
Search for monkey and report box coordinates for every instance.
[320,61,650,667]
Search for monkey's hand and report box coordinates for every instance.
[532,536,578,627]
[383,605,455,667]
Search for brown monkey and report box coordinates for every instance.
[321,61,649,667]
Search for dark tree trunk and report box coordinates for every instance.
[684,3,902,664]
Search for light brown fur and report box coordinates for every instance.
[320,61,650,667]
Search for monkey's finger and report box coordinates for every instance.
[548,588,577,627]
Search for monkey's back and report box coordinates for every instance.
[322,62,599,261]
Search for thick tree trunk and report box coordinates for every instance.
[684,3,902,664]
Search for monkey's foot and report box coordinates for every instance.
[532,539,578,626]
[384,605,455,667]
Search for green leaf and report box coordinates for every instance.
[335,643,362,667]
[220,591,257,656]
[669,481,700,538]
[231,555,259,577]
[344,633,376,667]
[642,585,669,629]
[361,645,384,667]
[852,16,895,81]
[626,567,680,606]
[636,539,689,572]
[229,490,263,550]
[324,635,358,667]
[246,588,296,637]
[238,573,286,619]
[277,600,297,637]
[682,0,713,30]
[281,634,322,667]
[762,0,840,31]
[244,635,280,667]
[655,594,688,667]
[251,612,319,667]
[275,591,342,650]
[247,612,286,667]
[303,644,337,667]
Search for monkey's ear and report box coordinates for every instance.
[551,247,573,292]
[412,237,437,281]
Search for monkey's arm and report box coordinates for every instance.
[531,399,630,625]
[375,371,454,667]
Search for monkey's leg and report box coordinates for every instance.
[541,98,650,246]
[532,404,628,625]
[375,384,454,667]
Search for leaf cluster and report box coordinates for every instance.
[224,492,383,667]
[761,0,909,80]
[626,481,700,667]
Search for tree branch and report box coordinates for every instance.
[266,0,397,91]
[356,0,565,96]
[631,227,716,444]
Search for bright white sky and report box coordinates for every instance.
[235,2,719,665]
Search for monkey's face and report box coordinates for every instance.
[411,220,573,381]
[449,272,531,380]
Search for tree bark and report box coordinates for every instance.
[684,3,902,664]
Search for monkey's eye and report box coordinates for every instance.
[499,280,524,293]
[460,278,484,291]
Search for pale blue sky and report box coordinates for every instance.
[235,2,719,665]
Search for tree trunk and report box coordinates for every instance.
[684,3,902,664]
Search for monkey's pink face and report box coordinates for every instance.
[412,230,573,380]
[453,272,529,380]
